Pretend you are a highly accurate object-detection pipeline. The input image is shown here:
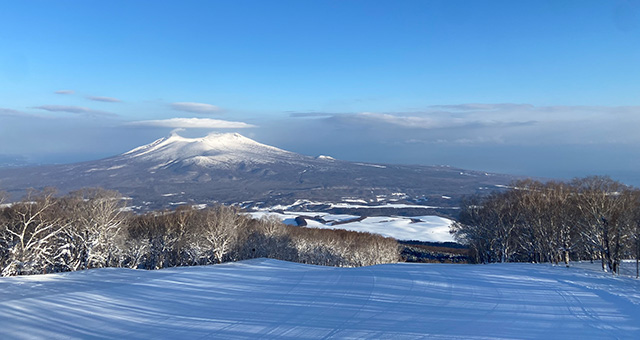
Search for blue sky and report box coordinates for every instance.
[2,0,640,185]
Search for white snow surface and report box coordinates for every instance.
[329,216,454,242]
[1,259,639,339]
[328,202,457,209]
[248,212,455,242]
[259,200,458,211]
[316,155,335,160]
[121,132,303,167]
[353,162,387,169]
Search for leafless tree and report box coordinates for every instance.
[1,188,67,276]
[61,188,128,270]
[455,176,639,273]
[572,176,630,274]
[197,206,245,264]
[456,191,522,263]
[0,187,399,275]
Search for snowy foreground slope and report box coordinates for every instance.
[1,259,639,339]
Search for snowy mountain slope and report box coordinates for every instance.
[122,132,309,168]
[0,132,520,211]
[1,259,639,339]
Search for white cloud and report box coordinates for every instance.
[54,90,75,95]
[126,118,255,129]
[428,103,534,112]
[288,111,338,118]
[357,112,445,129]
[171,102,221,114]
[330,112,489,130]
[33,105,117,117]
[87,96,121,103]
[310,104,640,146]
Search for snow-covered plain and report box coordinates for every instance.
[1,259,639,339]
[260,199,459,211]
[248,211,456,242]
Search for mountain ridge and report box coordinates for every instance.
[0,132,520,214]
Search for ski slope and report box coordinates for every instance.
[1,259,639,339]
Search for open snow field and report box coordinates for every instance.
[1,259,639,339]
[248,211,456,242]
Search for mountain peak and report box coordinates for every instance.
[200,132,254,145]
[163,131,245,143]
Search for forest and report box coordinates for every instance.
[0,188,398,277]
[454,176,640,275]
[4,175,640,278]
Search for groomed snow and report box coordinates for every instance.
[247,211,456,242]
[1,259,639,339]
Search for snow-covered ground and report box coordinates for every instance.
[573,260,640,278]
[247,211,456,242]
[260,199,458,211]
[1,259,639,339]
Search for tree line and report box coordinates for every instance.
[0,188,398,277]
[453,176,640,275]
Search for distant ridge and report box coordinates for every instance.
[0,132,520,213]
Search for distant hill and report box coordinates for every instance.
[0,132,519,213]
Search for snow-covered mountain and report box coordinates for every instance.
[122,132,308,168]
[0,132,519,213]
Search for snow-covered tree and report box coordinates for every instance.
[200,206,244,264]
[60,189,127,271]
[0,187,400,275]
[1,189,67,276]
[572,176,630,274]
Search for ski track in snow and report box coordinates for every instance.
[1,259,640,339]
